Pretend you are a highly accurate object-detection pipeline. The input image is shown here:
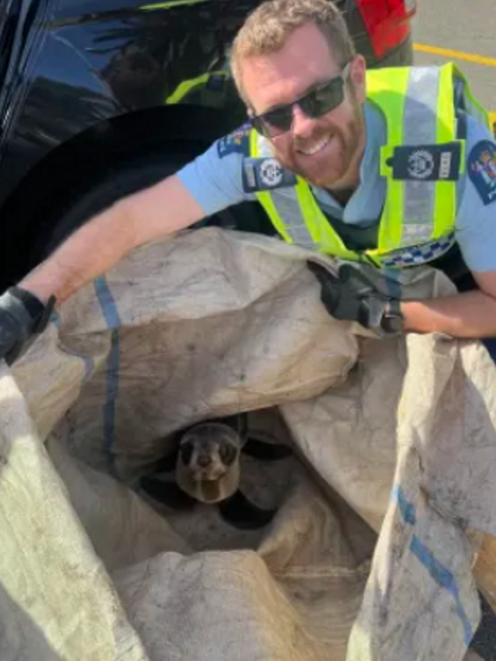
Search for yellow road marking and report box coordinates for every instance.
[413,44,496,133]
[414,43,496,68]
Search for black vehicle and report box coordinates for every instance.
[0,0,416,292]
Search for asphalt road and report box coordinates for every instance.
[410,3,496,659]
[412,0,496,117]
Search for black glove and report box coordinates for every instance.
[0,287,56,366]
[307,260,404,336]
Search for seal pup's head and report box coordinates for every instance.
[176,422,242,503]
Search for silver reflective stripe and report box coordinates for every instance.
[256,135,317,248]
[271,189,317,248]
[402,223,433,243]
[402,67,439,235]
[257,135,274,158]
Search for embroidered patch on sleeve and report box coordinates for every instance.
[217,123,251,159]
[467,139,496,206]
[242,157,297,193]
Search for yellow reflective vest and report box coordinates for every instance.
[166,71,231,109]
[247,63,491,268]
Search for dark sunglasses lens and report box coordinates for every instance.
[302,79,344,118]
[252,75,346,137]
[256,106,294,136]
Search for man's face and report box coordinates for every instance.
[240,22,367,190]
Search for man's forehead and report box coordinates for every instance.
[240,25,339,110]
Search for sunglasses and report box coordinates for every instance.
[249,62,351,139]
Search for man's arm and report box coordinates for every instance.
[401,270,496,338]
[18,125,253,306]
[19,175,205,305]
[0,129,252,365]
[401,118,496,339]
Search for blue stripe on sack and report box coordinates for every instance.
[391,485,473,645]
[94,277,122,473]
[390,484,416,525]
[81,355,94,384]
[94,278,121,330]
[410,536,473,646]
[50,310,60,329]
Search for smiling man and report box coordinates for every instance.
[231,16,365,195]
[1,0,496,362]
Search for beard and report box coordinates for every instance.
[271,99,365,191]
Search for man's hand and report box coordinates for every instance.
[307,260,403,336]
[0,288,55,365]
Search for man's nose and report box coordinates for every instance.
[291,104,317,138]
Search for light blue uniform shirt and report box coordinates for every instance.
[177,102,496,272]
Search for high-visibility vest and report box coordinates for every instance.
[166,71,231,108]
[247,63,491,268]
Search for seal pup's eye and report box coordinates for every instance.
[219,443,237,466]
[180,443,194,466]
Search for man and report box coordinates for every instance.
[1,0,496,363]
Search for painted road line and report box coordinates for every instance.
[414,43,496,68]
[413,44,496,132]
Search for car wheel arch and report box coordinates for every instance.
[1,102,244,286]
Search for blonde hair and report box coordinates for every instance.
[231,0,356,103]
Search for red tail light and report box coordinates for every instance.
[355,0,417,58]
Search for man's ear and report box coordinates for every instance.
[350,54,367,104]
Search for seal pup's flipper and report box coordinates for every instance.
[242,436,293,461]
[140,476,196,510]
[218,489,276,530]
